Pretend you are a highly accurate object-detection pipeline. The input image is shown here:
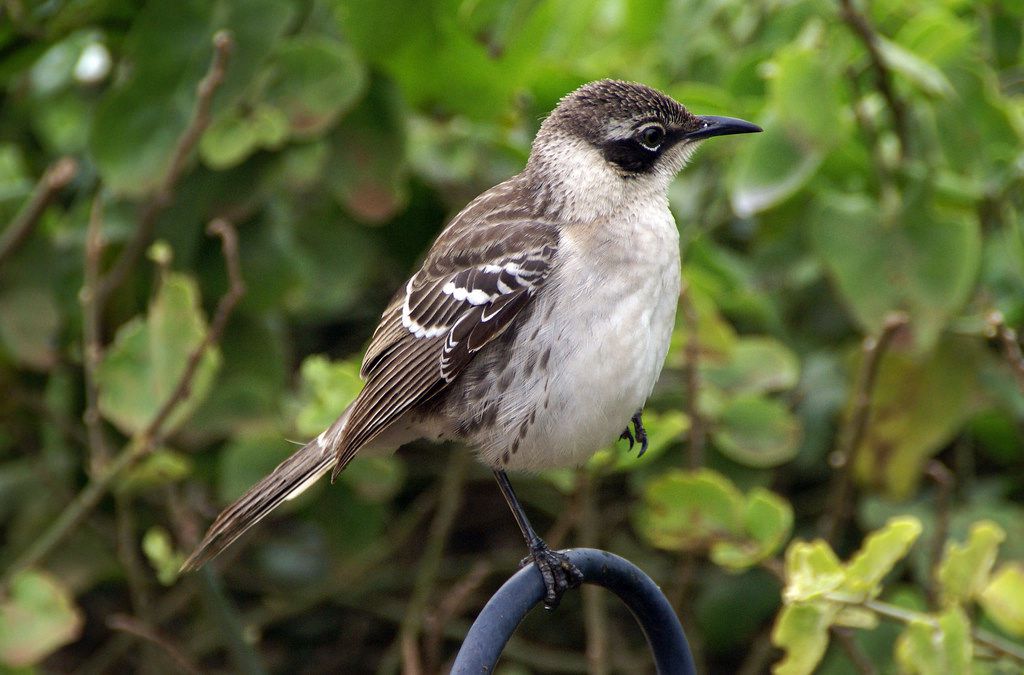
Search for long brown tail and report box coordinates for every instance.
[181,407,351,571]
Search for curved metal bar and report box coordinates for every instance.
[451,548,696,674]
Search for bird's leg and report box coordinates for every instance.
[493,469,584,609]
[620,410,649,456]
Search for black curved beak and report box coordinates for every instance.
[685,115,762,141]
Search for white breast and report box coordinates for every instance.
[483,201,681,470]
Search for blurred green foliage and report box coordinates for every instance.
[1,0,1023,672]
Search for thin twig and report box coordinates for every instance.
[96,31,233,303]
[669,552,705,672]
[108,614,203,675]
[736,626,780,675]
[823,311,908,544]
[397,450,469,675]
[114,494,164,675]
[578,470,609,675]
[0,157,76,268]
[845,65,894,185]
[1,219,245,585]
[197,568,267,675]
[81,193,114,474]
[973,627,1024,666]
[543,480,584,549]
[341,595,590,673]
[838,0,911,158]
[986,310,1024,394]
[115,494,153,619]
[860,598,1024,665]
[680,281,705,468]
[422,560,492,673]
[832,626,877,675]
[141,218,245,443]
[924,461,954,608]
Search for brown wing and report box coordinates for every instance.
[329,191,560,473]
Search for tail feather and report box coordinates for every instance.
[182,408,352,571]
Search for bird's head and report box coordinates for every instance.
[527,80,760,214]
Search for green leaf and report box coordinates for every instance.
[843,516,922,597]
[0,144,32,222]
[336,0,515,119]
[668,279,738,369]
[783,540,845,603]
[263,36,366,138]
[142,526,184,586]
[90,0,294,195]
[115,449,192,496]
[933,66,1024,191]
[712,487,794,570]
[0,286,60,371]
[96,270,221,435]
[936,520,1006,606]
[876,37,954,98]
[199,103,289,169]
[712,395,801,468]
[702,337,800,396]
[979,564,1024,636]
[771,602,835,675]
[217,434,292,504]
[769,42,845,148]
[0,571,83,667]
[339,456,405,503]
[850,337,981,498]
[743,488,794,559]
[634,469,744,551]
[729,123,824,217]
[326,78,408,222]
[294,355,364,437]
[895,606,972,674]
[811,192,981,352]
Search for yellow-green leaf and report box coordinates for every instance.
[702,337,801,396]
[771,602,834,675]
[936,520,1005,606]
[712,395,802,468]
[634,469,744,551]
[895,606,972,674]
[294,355,364,436]
[783,540,845,603]
[844,516,922,597]
[96,271,221,435]
[142,526,184,586]
[712,487,794,570]
[115,449,192,496]
[0,571,83,667]
[979,564,1024,636]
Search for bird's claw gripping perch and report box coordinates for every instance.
[521,542,585,609]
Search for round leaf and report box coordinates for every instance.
[712,395,801,468]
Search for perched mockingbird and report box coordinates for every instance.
[183,80,760,607]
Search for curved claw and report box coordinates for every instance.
[619,426,635,450]
[520,543,584,609]
[632,411,649,458]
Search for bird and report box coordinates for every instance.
[182,79,761,608]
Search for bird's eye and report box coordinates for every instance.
[637,124,665,150]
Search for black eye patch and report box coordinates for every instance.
[600,138,661,173]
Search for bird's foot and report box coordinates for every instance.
[620,410,649,457]
[520,541,584,609]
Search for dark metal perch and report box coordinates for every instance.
[452,548,696,674]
